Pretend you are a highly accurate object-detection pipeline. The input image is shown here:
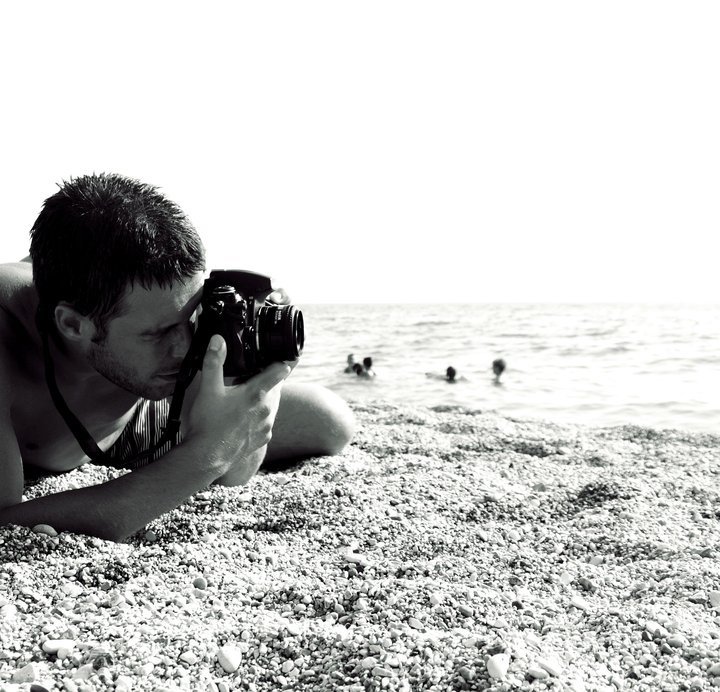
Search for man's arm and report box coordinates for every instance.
[0,335,290,542]
[0,438,228,542]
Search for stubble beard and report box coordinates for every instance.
[87,340,172,401]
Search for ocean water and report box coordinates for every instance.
[288,303,720,433]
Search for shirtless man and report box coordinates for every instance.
[0,173,355,542]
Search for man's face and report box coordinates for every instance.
[86,272,205,400]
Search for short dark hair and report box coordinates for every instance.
[30,173,206,332]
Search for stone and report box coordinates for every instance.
[217,645,243,673]
[12,663,37,683]
[538,657,563,677]
[458,665,474,681]
[528,666,549,679]
[570,595,589,611]
[372,666,393,677]
[179,651,199,665]
[42,639,76,655]
[486,653,510,679]
[72,665,94,681]
[115,676,133,692]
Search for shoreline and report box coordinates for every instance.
[2,401,720,691]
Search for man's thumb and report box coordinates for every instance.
[203,334,227,374]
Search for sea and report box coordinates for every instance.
[288,303,720,434]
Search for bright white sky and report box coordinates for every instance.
[1,1,718,303]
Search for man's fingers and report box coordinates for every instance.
[245,362,292,396]
[267,288,291,305]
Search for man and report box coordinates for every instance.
[0,173,355,542]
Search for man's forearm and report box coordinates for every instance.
[0,439,228,542]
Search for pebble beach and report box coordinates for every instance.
[2,401,720,691]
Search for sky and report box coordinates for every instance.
[1,1,718,304]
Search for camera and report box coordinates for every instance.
[184,270,304,382]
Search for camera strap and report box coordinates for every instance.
[38,311,192,467]
[39,321,113,464]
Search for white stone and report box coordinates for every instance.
[1,604,18,620]
[42,639,76,655]
[538,656,563,677]
[72,664,95,680]
[570,595,589,611]
[486,653,510,679]
[115,676,134,692]
[527,666,549,679]
[217,645,243,673]
[179,651,199,665]
[709,591,720,608]
[61,583,83,598]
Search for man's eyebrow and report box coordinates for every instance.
[138,294,203,337]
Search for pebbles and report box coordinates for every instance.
[2,402,720,691]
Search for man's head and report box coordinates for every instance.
[30,173,207,399]
[30,173,206,337]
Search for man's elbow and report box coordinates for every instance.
[318,407,356,456]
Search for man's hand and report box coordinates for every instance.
[184,334,292,484]
[267,287,291,305]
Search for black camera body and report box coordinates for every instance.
[185,270,304,382]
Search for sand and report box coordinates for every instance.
[1,401,720,691]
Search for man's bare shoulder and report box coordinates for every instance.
[0,261,37,334]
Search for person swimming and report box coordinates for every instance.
[425,365,464,383]
[344,354,356,373]
[353,362,371,379]
[362,357,376,378]
[492,358,506,384]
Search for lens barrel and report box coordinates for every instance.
[256,305,304,363]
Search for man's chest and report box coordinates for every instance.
[11,376,137,470]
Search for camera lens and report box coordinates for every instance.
[256,305,304,363]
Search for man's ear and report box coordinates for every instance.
[54,303,96,342]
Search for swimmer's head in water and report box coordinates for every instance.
[492,358,506,376]
[446,366,457,382]
[363,357,373,368]
[353,363,363,374]
[347,354,355,364]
